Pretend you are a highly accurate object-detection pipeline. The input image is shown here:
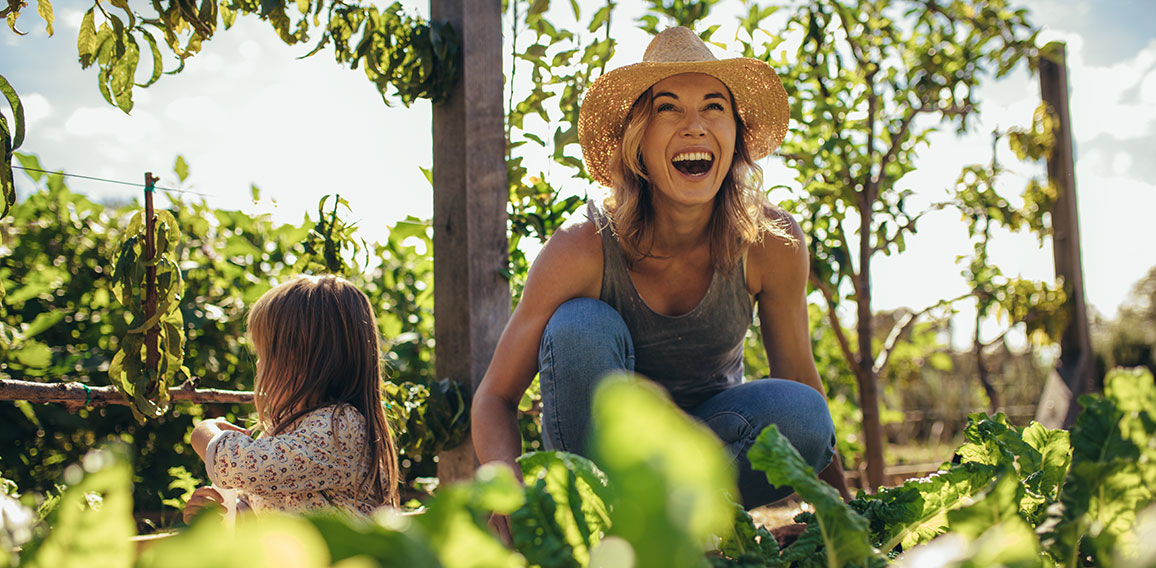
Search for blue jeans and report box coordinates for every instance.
[538,298,836,509]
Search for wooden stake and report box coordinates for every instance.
[431,0,508,483]
[144,172,160,376]
[1038,42,1095,428]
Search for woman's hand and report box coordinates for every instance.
[488,512,513,547]
[182,486,224,525]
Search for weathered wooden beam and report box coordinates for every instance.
[1038,42,1095,428]
[0,379,253,411]
[430,0,509,483]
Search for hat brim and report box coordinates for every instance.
[578,58,789,188]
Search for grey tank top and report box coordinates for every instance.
[587,201,753,409]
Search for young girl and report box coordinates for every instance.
[184,275,399,522]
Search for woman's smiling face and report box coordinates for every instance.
[640,72,737,209]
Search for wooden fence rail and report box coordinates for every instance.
[0,379,253,411]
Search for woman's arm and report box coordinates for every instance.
[749,211,852,501]
[471,218,603,476]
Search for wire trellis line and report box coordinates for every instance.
[12,165,216,197]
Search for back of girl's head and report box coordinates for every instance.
[247,274,399,506]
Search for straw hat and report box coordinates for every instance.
[578,26,789,188]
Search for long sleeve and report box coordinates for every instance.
[208,405,373,513]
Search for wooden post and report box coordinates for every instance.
[144,172,160,374]
[1038,42,1095,428]
[430,0,509,483]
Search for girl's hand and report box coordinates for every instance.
[182,486,224,525]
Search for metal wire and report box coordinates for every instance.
[12,165,216,197]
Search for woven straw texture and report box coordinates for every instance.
[578,26,789,187]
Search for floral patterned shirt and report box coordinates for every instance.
[205,404,384,517]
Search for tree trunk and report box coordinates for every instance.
[857,194,885,490]
[973,312,1001,414]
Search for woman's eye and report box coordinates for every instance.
[656,103,677,112]
[705,102,725,111]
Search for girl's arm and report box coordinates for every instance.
[749,212,852,501]
[207,407,365,495]
[471,218,603,477]
[191,418,250,462]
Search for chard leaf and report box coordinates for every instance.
[894,517,1044,568]
[591,375,736,568]
[716,502,782,566]
[957,414,1071,522]
[139,512,329,568]
[946,467,1023,540]
[303,510,442,567]
[414,463,526,568]
[852,461,1000,553]
[1042,369,1156,567]
[510,477,577,568]
[748,425,882,568]
[516,451,610,566]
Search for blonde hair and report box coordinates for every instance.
[604,86,795,272]
[247,274,399,508]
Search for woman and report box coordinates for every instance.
[471,27,850,533]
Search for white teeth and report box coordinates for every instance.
[672,151,713,162]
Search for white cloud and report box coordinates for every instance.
[12,92,51,126]
[1055,33,1156,143]
[239,40,262,60]
[64,106,161,147]
[163,96,223,125]
[60,8,85,32]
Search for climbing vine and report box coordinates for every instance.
[108,197,187,421]
[3,0,459,112]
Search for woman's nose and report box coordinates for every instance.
[680,112,707,136]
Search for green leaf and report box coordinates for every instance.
[515,451,611,566]
[174,155,189,182]
[21,310,64,339]
[24,446,135,568]
[136,28,164,87]
[591,375,735,568]
[77,8,97,64]
[36,0,53,36]
[138,512,330,568]
[304,510,442,567]
[414,463,525,568]
[946,467,1024,539]
[1042,370,1156,566]
[0,74,25,152]
[13,340,52,368]
[749,425,881,567]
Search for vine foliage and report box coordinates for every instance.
[4,0,458,112]
[108,199,187,421]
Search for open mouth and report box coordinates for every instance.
[672,151,714,176]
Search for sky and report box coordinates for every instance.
[2,0,1155,342]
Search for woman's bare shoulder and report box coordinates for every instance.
[524,207,604,300]
[747,205,808,295]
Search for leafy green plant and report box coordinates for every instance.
[10,368,1156,568]
[109,204,187,421]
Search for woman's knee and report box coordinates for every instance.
[738,380,835,469]
[542,298,631,352]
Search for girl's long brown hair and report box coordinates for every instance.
[605,86,796,272]
[247,275,399,507]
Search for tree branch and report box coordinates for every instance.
[872,293,970,376]
[873,105,923,190]
[810,271,859,368]
[0,379,253,412]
